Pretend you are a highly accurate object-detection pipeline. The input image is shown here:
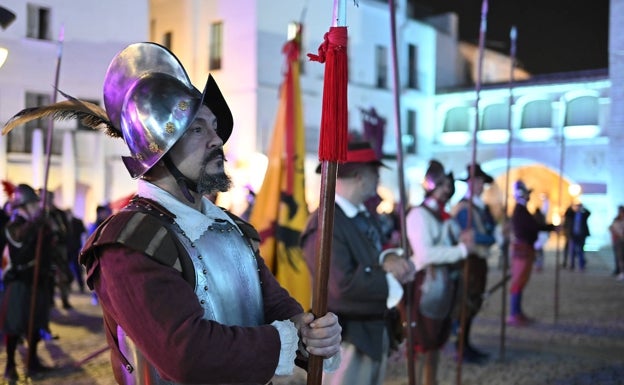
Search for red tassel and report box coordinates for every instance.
[308,26,348,162]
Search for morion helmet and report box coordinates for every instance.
[422,160,454,196]
[103,42,233,178]
[11,183,40,208]
[513,180,532,200]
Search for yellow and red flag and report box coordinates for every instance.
[249,25,311,310]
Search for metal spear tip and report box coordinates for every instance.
[59,24,65,42]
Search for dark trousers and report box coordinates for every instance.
[567,236,586,269]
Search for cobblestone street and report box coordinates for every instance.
[2,249,623,385]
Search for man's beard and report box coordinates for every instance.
[197,170,232,197]
[195,148,231,196]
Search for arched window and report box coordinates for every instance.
[443,106,470,133]
[521,100,552,129]
[482,103,509,131]
[565,96,598,126]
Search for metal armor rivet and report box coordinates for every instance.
[178,100,189,111]
[204,286,208,291]
[149,142,160,153]
[165,122,175,133]
[202,269,207,274]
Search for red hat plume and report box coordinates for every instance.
[1,180,16,199]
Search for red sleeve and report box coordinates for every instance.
[93,244,287,384]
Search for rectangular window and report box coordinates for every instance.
[375,45,388,89]
[8,93,50,153]
[406,109,417,154]
[209,22,223,71]
[27,4,51,40]
[162,31,173,50]
[407,44,419,89]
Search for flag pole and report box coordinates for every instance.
[306,1,349,384]
[456,1,487,383]
[386,1,415,384]
[499,25,517,362]
[554,102,565,326]
[26,24,64,370]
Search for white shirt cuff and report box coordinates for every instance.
[385,273,403,308]
[458,242,468,257]
[271,319,298,376]
[323,352,341,372]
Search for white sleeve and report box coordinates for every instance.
[406,207,465,272]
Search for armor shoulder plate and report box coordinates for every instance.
[81,206,195,286]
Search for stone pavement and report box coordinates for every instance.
[1,248,623,385]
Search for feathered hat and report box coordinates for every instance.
[423,159,454,196]
[10,183,40,208]
[513,180,532,200]
[1,180,15,200]
[460,163,493,183]
[2,42,233,180]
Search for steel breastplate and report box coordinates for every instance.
[185,218,264,326]
[117,216,266,385]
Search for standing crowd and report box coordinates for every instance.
[1,40,619,385]
[0,184,90,380]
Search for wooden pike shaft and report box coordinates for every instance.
[26,25,65,371]
[457,2,487,384]
[307,2,346,385]
[499,25,517,362]
[387,0,415,384]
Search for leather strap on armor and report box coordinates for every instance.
[79,195,263,381]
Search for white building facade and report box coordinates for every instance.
[0,0,621,249]
[0,0,149,220]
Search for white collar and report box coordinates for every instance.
[137,179,235,242]
[423,197,441,211]
[335,195,367,218]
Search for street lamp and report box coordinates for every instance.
[0,6,16,69]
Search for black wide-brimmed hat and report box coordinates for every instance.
[460,163,494,183]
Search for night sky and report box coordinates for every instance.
[410,0,610,75]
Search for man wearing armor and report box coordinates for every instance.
[404,160,474,385]
[1,184,55,380]
[2,42,341,385]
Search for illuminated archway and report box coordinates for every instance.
[483,164,574,225]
